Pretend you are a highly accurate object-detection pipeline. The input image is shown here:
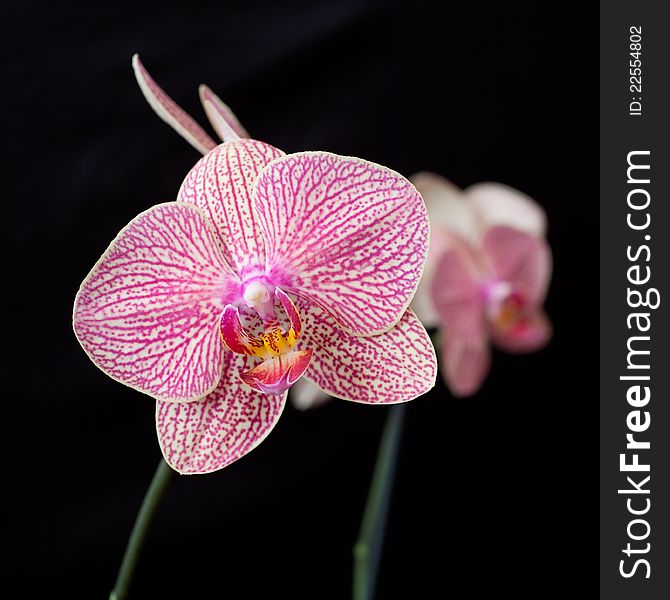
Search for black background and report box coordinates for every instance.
[5,1,597,598]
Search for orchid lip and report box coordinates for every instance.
[240,349,313,395]
[482,280,529,332]
[220,286,313,393]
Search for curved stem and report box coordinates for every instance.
[353,403,407,600]
[110,458,173,600]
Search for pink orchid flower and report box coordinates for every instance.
[410,172,552,397]
[72,58,436,475]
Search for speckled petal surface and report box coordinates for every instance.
[132,54,217,155]
[482,226,552,306]
[253,152,429,336]
[156,352,286,474]
[297,301,436,404]
[199,84,249,142]
[178,139,285,278]
[73,203,239,402]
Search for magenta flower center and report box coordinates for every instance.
[219,283,313,395]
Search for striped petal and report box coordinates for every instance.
[465,182,547,237]
[178,139,284,278]
[430,233,489,397]
[199,84,249,143]
[156,352,286,474]
[481,226,552,306]
[297,301,436,404]
[132,54,217,155]
[73,203,239,402]
[253,152,429,336]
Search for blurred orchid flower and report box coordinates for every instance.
[291,172,552,406]
[73,58,436,474]
[410,172,552,397]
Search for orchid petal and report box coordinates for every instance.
[410,172,478,241]
[199,84,249,143]
[73,203,239,402]
[290,378,332,411]
[132,54,217,155]
[410,227,452,328]
[253,152,429,336]
[407,173,476,329]
[178,139,284,278]
[430,233,489,397]
[156,352,286,474]
[297,301,436,404]
[481,226,552,306]
[491,309,552,353]
[441,335,491,398]
[239,349,313,395]
[465,182,547,237]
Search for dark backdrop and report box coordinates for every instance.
[5,1,597,598]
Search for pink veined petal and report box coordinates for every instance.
[290,378,332,411]
[429,231,484,312]
[156,352,286,474]
[199,84,250,143]
[465,182,547,237]
[132,54,217,155]
[410,226,452,329]
[441,334,491,398]
[430,233,489,397]
[296,301,436,404]
[253,152,429,336]
[481,225,552,306]
[410,171,478,241]
[492,309,552,354]
[73,203,240,402]
[239,349,313,395]
[178,139,285,278]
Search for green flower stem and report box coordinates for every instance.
[353,403,407,600]
[110,458,173,600]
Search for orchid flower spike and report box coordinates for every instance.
[410,172,552,397]
[72,57,436,475]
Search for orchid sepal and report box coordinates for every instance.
[132,54,217,155]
